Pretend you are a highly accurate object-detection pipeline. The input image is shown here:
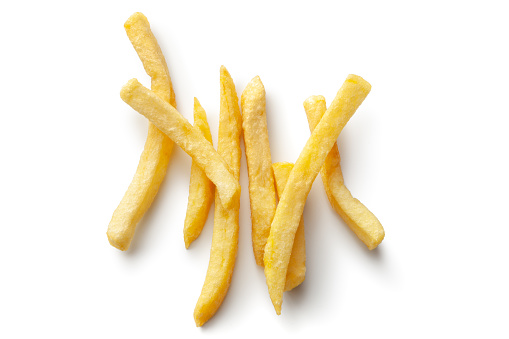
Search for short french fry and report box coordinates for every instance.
[241,76,277,266]
[263,74,371,314]
[194,66,242,327]
[120,79,240,209]
[272,162,306,291]
[304,96,384,250]
[183,98,215,248]
[107,12,176,251]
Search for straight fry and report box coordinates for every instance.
[272,162,306,291]
[241,76,277,266]
[183,98,215,248]
[107,12,176,251]
[120,79,240,209]
[304,96,384,250]
[194,66,242,327]
[263,74,371,314]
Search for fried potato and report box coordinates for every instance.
[241,76,277,266]
[272,162,306,291]
[183,98,215,249]
[263,74,371,314]
[194,66,242,327]
[107,12,176,251]
[120,79,241,209]
[304,96,384,250]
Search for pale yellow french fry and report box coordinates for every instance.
[272,162,306,292]
[120,79,240,209]
[241,76,277,266]
[263,75,371,314]
[107,12,176,251]
[183,98,215,248]
[194,66,242,327]
[304,96,384,250]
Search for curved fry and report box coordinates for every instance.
[272,162,306,291]
[304,96,384,250]
[263,75,371,314]
[107,12,176,251]
[194,66,242,327]
[241,76,277,266]
[183,98,215,248]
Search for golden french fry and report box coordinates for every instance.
[304,96,384,250]
[263,74,371,314]
[241,76,277,266]
[120,79,240,209]
[194,66,242,327]
[183,98,215,248]
[107,12,176,251]
[272,162,306,291]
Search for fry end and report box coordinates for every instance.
[345,74,371,95]
[120,78,141,102]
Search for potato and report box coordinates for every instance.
[272,162,306,291]
[304,96,384,250]
[120,78,240,209]
[241,76,277,266]
[193,66,242,327]
[263,75,371,314]
[107,12,176,251]
[183,98,215,249]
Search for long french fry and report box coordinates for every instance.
[263,74,371,314]
[120,79,240,209]
[272,162,306,291]
[194,66,242,327]
[107,12,176,251]
[304,96,384,250]
[241,76,277,266]
[183,98,215,248]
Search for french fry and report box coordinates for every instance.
[241,76,277,266]
[107,12,176,251]
[263,74,371,314]
[194,66,242,327]
[272,162,306,291]
[304,96,384,250]
[120,79,240,209]
[183,98,215,248]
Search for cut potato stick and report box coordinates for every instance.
[272,162,306,291]
[183,98,215,248]
[107,12,176,251]
[304,96,384,250]
[120,79,240,209]
[263,74,371,314]
[194,66,242,327]
[241,76,277,266]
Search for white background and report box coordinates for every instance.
[1,1,508,337]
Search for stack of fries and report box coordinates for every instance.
[107,12,385,326]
